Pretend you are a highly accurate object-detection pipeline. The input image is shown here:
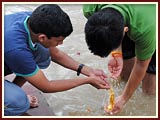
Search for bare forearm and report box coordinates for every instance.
[50,47,93,76]
[46,77,91,93]
[26,69,109,93]
[26,70,90,93]
[122,58,151,102]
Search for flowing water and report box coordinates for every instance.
[3,3,157,117]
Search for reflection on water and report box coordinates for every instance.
[4,4,157,117]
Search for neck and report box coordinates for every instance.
[27,20,38,43]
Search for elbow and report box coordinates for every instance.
[38,83,53,93]
[38,84,57,93]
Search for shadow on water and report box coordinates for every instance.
[4,4,157,117]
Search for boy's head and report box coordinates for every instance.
[84,8,124,57]
[28,4,73,39]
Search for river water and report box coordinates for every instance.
[3,3,157,117]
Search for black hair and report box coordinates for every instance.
[28,4,73,39]
[85,7,124,57]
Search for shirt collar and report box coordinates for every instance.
[24,16,37,51]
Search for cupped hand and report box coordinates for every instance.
[108,56,123,79]
[104,95,126,115]
[89,68,108,80]
[89,76,110,89]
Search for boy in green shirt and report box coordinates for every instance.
[83,4,156,115]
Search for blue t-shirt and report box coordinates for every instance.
[4,12,39,77]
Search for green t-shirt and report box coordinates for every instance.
[83,4,156,60]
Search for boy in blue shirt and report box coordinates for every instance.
[4,4,110,116]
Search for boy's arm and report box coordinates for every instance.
[49,47,106,78]
[25,69,110,93]
[49,47,88,75]
[121,57,151,102]
[107,57,151,115]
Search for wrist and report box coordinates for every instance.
[77,64,85,76]
[111,51,123,58]
[120,94,128,105]
[79,65,93,77]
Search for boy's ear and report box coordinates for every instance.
[124,27,129,32]
[38,34,47,42]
